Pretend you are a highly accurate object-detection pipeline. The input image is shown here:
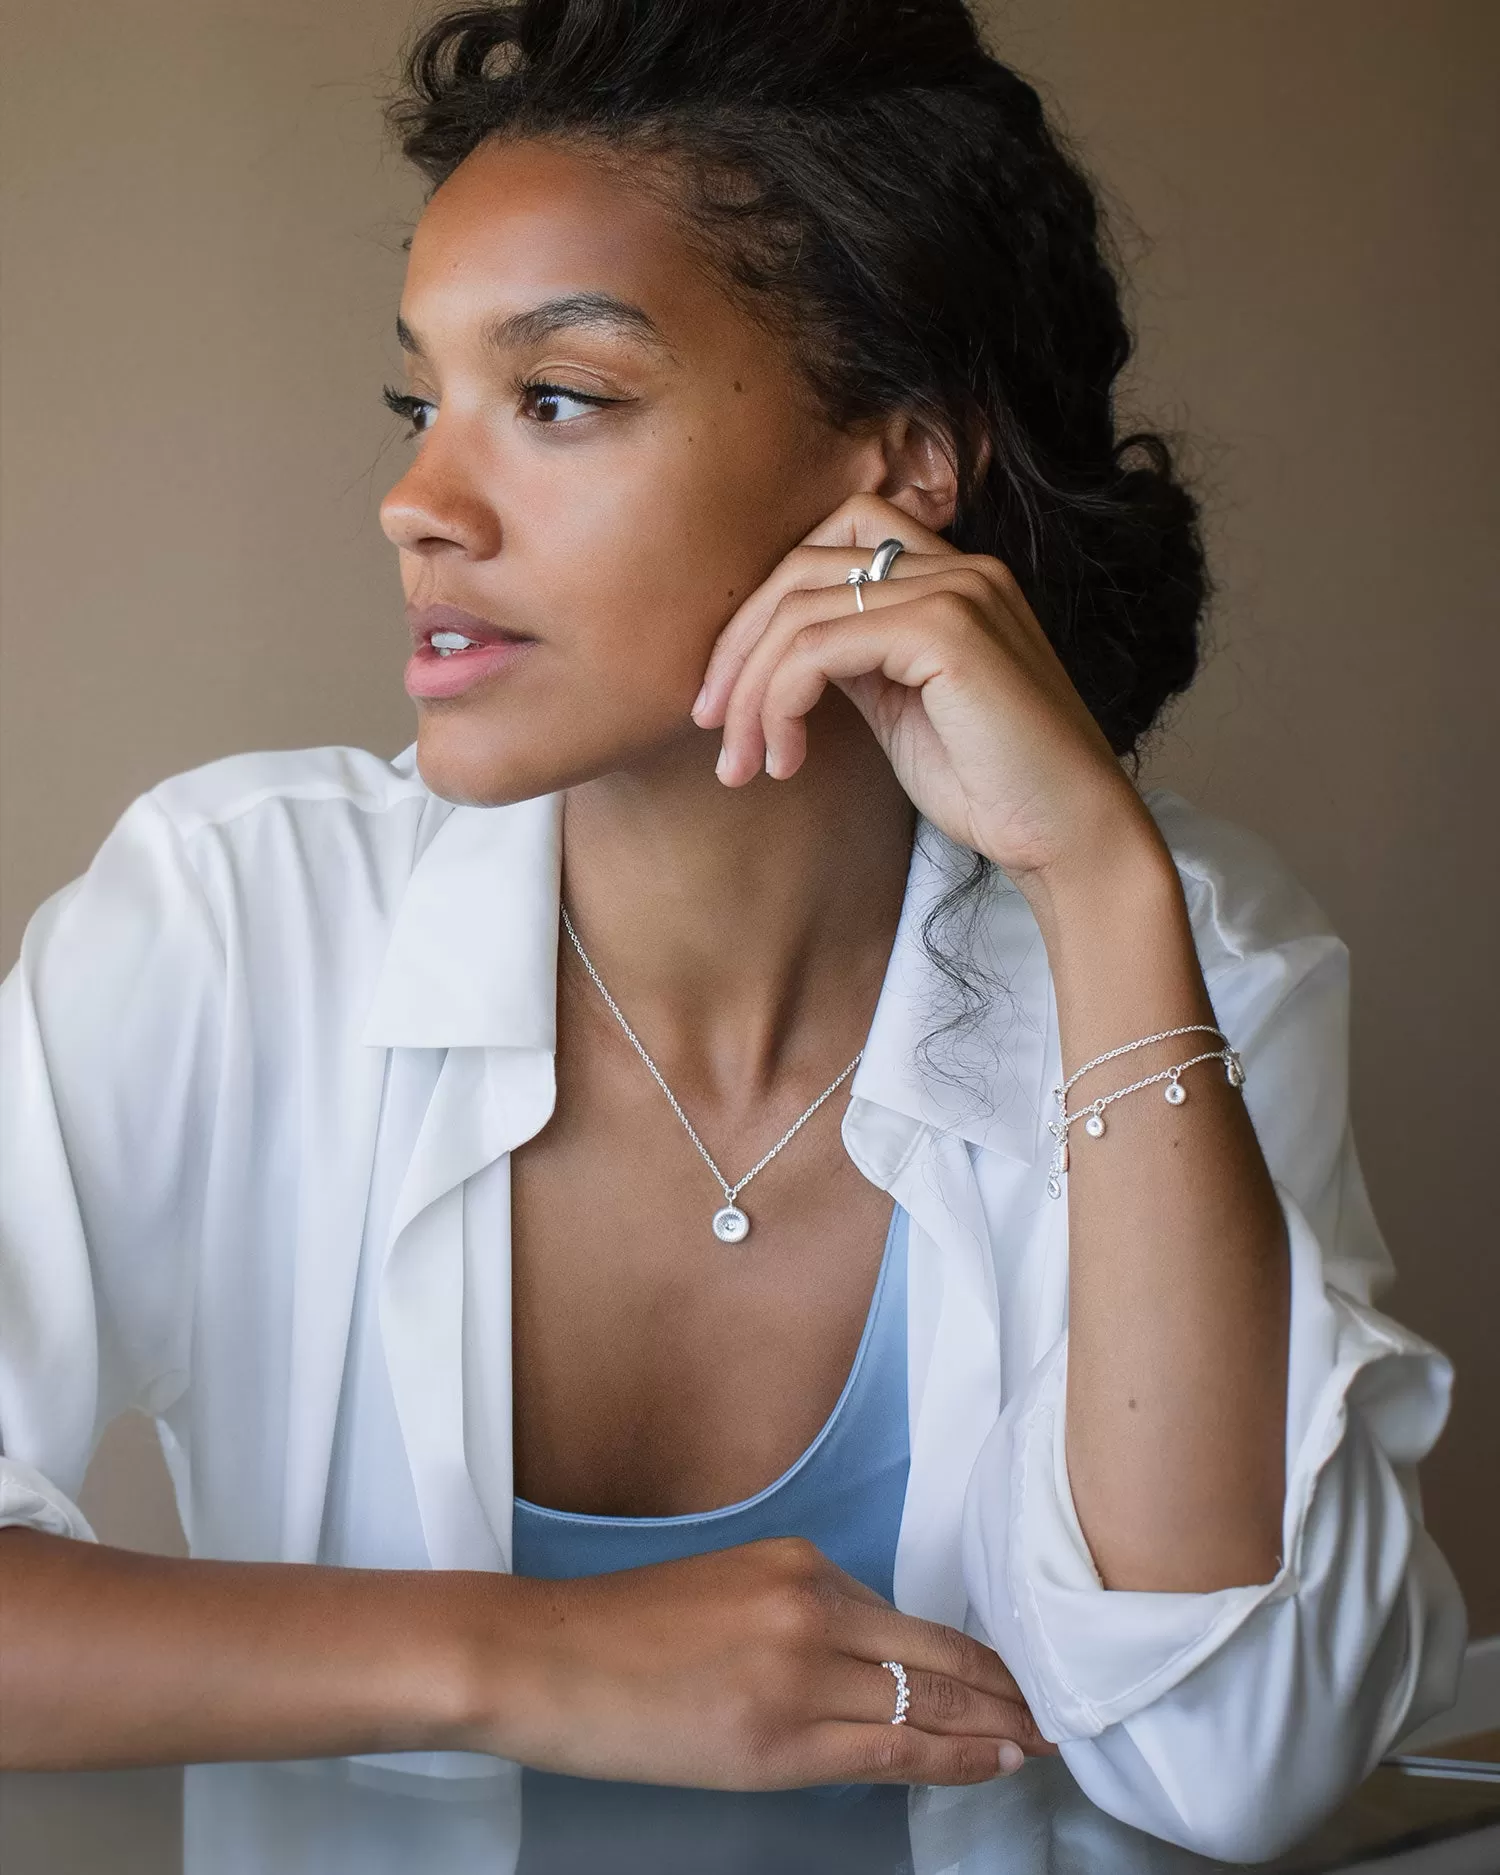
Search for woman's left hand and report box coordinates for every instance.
[692,492,1155,883]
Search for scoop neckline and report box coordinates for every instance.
[512,1202,906,1529]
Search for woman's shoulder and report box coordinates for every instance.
[126,738,436,908]
[145,738,428,840]
[114,739,452,976]
[13,742,442,1007]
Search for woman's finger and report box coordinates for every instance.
[695,541,946,731]
[780,1546,1025,1706]
[775,1549,1051,1748]
[793,1719,1026,1788]
[713,568,972,782]
[816,1656,1057,1754]
[720,583,991,784]
[819,1591,1034,1714]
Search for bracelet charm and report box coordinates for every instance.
[1045,1024,1246,1200]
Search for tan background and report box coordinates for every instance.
[2,0,1495,1641]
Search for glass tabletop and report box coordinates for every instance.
[3,1750,1498,1875]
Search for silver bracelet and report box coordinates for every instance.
[1045,1025,1246,1201]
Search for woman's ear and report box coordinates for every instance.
[874,411,990,533]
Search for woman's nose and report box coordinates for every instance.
[379,444,501,561]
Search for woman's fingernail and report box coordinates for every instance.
[715,744,730,781]
[996,1741,1025,1775]
[692,684,709,721]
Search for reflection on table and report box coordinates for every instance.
[2,1746,1499,1874]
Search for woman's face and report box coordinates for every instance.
[380,135,874,808]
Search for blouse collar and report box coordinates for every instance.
[360,743,1052,1169]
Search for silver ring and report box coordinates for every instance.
[843,537,906,612]
[868,537,907,581]
[880,1659,910,1725]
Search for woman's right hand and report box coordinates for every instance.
[452,1535,1059,1788]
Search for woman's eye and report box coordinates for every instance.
[380,386,435,436]
[519,380,614,424]
[380,380,616,437]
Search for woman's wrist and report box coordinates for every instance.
[433,1568,560,1758]
[1010,800,1185,981]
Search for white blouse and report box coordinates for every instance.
[0,739,1468,1862]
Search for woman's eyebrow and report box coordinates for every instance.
[396,292,679,363]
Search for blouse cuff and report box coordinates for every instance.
[961,1182,1453,1741]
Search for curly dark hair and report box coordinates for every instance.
[382,0,1215,1096]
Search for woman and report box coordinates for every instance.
[0,0,1467,1859]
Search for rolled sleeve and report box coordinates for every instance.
[1,791,221,1544]
[961,873,1468,1861]
[0,1456,98,1541]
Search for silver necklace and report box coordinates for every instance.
[559,904,863,1244]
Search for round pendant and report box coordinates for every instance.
[712,1205,750,1244]
[1084,1112,1106,1138]
[1165,1079,1187,1105]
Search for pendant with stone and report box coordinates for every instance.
[1164,1074,1187,1105]
[713,1204,750,1244]
[1084,1111,1106,1137]
[1225,1049,1245,1088]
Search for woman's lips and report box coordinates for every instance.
[403,601,538,699]
[406,600,531,647]
[404,635,536,699]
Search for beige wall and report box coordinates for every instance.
[2,2,1495,1633]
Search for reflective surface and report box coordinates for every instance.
[3,1752,1499,1875]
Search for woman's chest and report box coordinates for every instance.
[506,1082,900,1519]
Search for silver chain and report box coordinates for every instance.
[1053,1024,1229,1104]
[1057,1049,1233,1131]
[1045,1023,1246,1201]
[559,903,863,1210]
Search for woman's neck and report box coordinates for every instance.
[559,692,917,1099]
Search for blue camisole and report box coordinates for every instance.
[511,1203,911,1603]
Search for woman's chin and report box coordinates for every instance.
[413,703,711,808]
[410,721,641,810]
[413,739,564,809]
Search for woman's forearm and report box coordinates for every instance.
[0,1525,520,1771]
[1018,818,1291,1596]
[1,1527,1055,1788]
